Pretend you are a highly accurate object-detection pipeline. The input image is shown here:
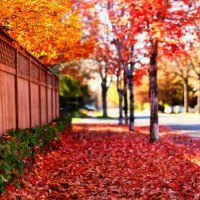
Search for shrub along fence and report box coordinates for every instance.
[0,116,72,193]
[0,28,59,135]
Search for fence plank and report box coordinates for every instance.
[18,78,30,128]
[31,83,40,127]
[40,86,47,126]
[47,88,53,122]
[53,89,56,119]
[5,73,16,131]
[0,71,16,133]
[0,72,2,134]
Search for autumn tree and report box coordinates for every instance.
[76,0,135,121]
[158,54,192,112]
[98,0,199,140]
[190,22,200,112]
[123,72,128,125]
[92,19,115,117]
[99,0,147,130]
[191,49,200,112]
[74,0,115,117]
[124,0,199,141]
[110,8,136,128]
[174,58,192,112]
[158,69,184,109]
[92,42,115,117]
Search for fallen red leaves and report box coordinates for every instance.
[1,124,199,199]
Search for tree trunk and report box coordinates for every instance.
[149,40,159,142]
[128,69,134,131]
[124,74,128,125]
[198,75,200,113]
[118,89,123,125]
[183,79,189,113]
[124,90,128,125]
[101,83,108,117]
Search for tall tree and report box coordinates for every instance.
[106,1,146,130]
[175,58,191,113]
[191,49,200,112]
[116,68,125,124]
[190,21,200,112]
[98,60,113,117]
[123,72,128,125]
[126,0,199,141]
[160,52,194,113]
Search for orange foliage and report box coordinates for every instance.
[0,0,94,65]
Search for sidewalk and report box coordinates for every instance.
[73,111,200,138]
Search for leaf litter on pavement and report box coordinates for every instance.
[1,124,199,200]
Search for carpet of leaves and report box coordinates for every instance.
[1,124,200,200]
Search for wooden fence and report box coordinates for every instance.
[0,29,59,134]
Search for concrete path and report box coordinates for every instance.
[72,112,200,138]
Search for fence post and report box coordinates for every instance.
[29,57,32,127]
[46,70,48,124]
[15,50,19,129]
[39,66,42,126]
[57,78,60,118]
[52,76,54,121]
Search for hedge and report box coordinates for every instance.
[0,116,71,193]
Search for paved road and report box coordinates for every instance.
[136,113,200,138]
[72,112,200,138]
